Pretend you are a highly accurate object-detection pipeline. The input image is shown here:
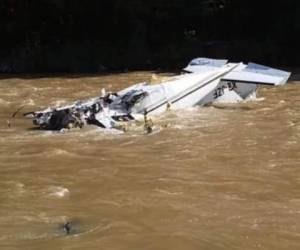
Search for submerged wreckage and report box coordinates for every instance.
[24,58,291,131]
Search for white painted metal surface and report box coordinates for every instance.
[24,58,291,130]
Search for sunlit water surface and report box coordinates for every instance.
[0,73,300,250]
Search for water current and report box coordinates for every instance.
[0,72,299,249]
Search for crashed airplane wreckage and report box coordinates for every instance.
[24,58,291,131]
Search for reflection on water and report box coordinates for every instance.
[0,73,300,250]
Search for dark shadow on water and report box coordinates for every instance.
[0,69,180,80]
[211,104,254,111]
[0,71,130,80]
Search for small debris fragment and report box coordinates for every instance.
[166,102,171,111]
[144,123,153,134]
[144,112,153,134]
[12,105,25,118]
[63,221,71,235]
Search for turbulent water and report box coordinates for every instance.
[0,72,299,250]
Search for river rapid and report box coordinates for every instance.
[0,72,299,250]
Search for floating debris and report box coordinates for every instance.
[63,221,72,235]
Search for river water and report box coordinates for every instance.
[0,72,299,250]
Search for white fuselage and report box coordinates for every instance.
[130,63,240,115]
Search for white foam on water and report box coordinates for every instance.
[47,186,70,198]
[22,98,35,106]
[0,98,10,106]
[245,92,265,102]
[15,182,25,195]
[50,100,69,107]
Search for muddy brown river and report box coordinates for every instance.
[0,72,299,250]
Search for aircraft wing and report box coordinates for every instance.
[222,63,291,86]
